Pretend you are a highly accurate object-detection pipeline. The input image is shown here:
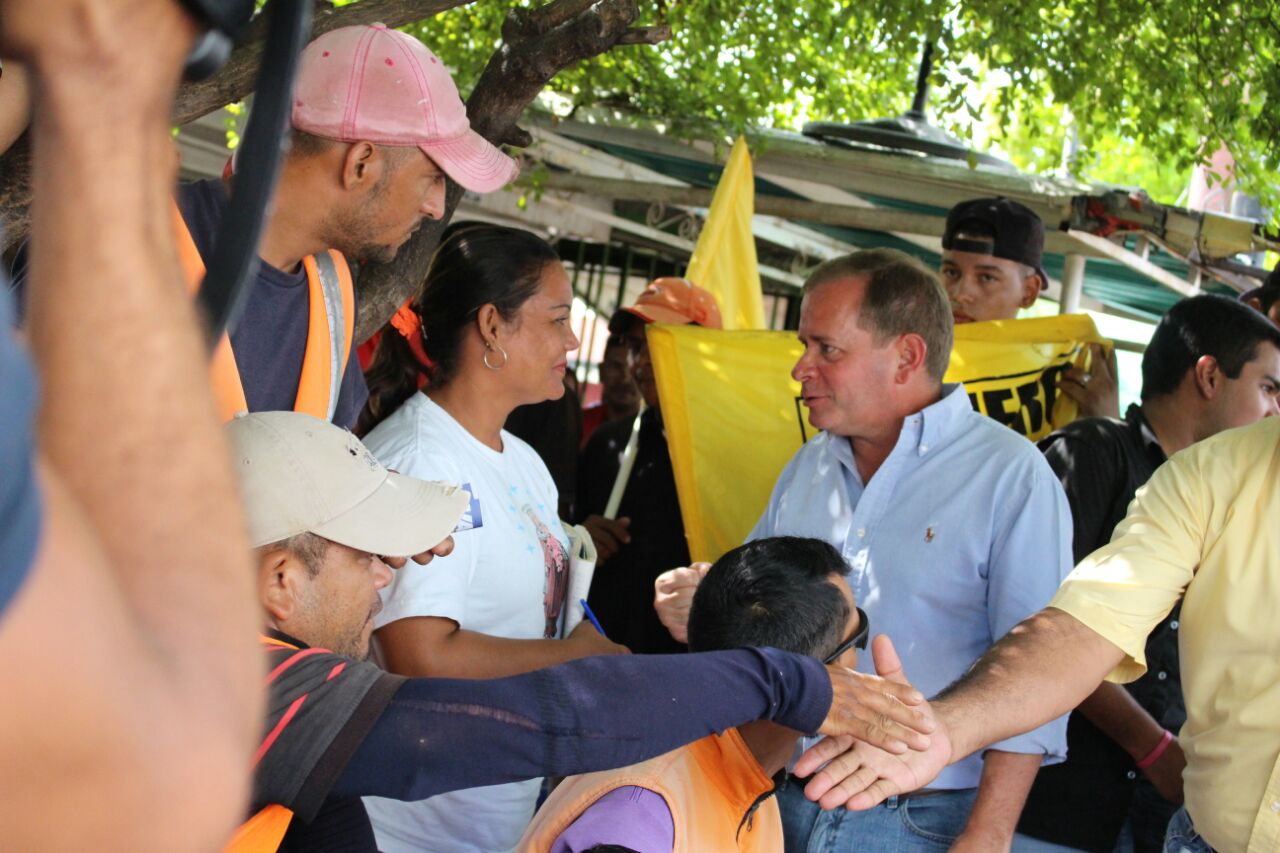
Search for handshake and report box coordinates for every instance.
[656,563,955,810]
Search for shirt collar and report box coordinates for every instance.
[1126,403,1166,461]
[262,627,310,649]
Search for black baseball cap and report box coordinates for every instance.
[942,197,1050,291]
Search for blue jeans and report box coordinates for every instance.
[1163,808,1213,853]
[1011,833,1089,852]
[779,781,978,853]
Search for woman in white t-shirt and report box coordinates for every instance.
[356,224,627,853]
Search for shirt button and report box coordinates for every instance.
[1272,800,1280,812]
[919,444,929,454]
[1126,771,1137,780]
[857,528,866,538]
[1157,671,1168,681]
[1170,620,1179,630]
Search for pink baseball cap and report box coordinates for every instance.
[292,24,519,193]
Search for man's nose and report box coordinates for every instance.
[951,274,979,304]
[792,351,813,383]
[421,182,446,220]
[371,556,393,590]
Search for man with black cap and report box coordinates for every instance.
[940,197,1119,419]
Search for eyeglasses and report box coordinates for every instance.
[823,606,870,664]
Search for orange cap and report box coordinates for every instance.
[624,277,723,329]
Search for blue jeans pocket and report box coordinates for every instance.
[901,791,978,846]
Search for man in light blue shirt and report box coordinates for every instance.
[657,248,1072,851]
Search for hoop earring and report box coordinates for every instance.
[483,344,508,371]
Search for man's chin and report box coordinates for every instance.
[352,243,399,266]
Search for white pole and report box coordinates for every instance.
[603,403,646,519]
[1060,253,1086,314]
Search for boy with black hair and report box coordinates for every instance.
[520,536,867,853]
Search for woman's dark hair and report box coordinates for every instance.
[358,223,560,434]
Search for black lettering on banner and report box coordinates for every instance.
[981,388,1023,431]
[1016,380,1044,435]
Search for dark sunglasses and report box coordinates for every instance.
[823,606,870,664]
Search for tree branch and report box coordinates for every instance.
[617,25,672,45]
[354,0,670,342]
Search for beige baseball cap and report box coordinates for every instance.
[228,411,469,556]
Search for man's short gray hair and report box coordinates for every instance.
[804,249,954,381]
[259,532,330,577]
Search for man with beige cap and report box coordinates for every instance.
[228,410,940,853]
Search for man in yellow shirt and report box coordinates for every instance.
[796,410,1280,851]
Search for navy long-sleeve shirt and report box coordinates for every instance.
[258,631,831,852]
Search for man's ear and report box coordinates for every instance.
[341,141,382,191]
[259,547,307,625]
[1192,354,1223,401]
[895,333,929,383]
[1021,272,1043,309]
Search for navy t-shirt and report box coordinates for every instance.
[9,181,369,426]
[0,288,41,617]
[176,179,367,427]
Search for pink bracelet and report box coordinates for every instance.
[1136,730,1175,770]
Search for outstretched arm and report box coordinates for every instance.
[333,643,932,802]
[796,609,1122,810]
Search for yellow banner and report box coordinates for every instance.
[649,315,1109,562]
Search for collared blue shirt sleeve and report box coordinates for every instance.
[0,288,42,618]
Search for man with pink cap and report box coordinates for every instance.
[173,22,519,426]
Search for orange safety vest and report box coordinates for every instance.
[519,729,783,853]
[172,203,356,422]
[221,634,311,853]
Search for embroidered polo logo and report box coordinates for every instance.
[925,527,936,542]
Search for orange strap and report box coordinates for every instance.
[297,251,356,421]
[173,202,248,420]
[223,804,293,853]
[171,202,355,422]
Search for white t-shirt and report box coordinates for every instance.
[361,392,571,853]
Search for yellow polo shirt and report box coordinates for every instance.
[1049,416,1280,852]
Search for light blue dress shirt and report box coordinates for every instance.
[752,383,1071,789]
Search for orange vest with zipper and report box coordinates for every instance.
[519,729,783,853]
[171,203,356,422]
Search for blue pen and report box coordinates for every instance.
[579,598,607,636]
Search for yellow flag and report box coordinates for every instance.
[649,315,1110,562]
[684,137,766,330]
